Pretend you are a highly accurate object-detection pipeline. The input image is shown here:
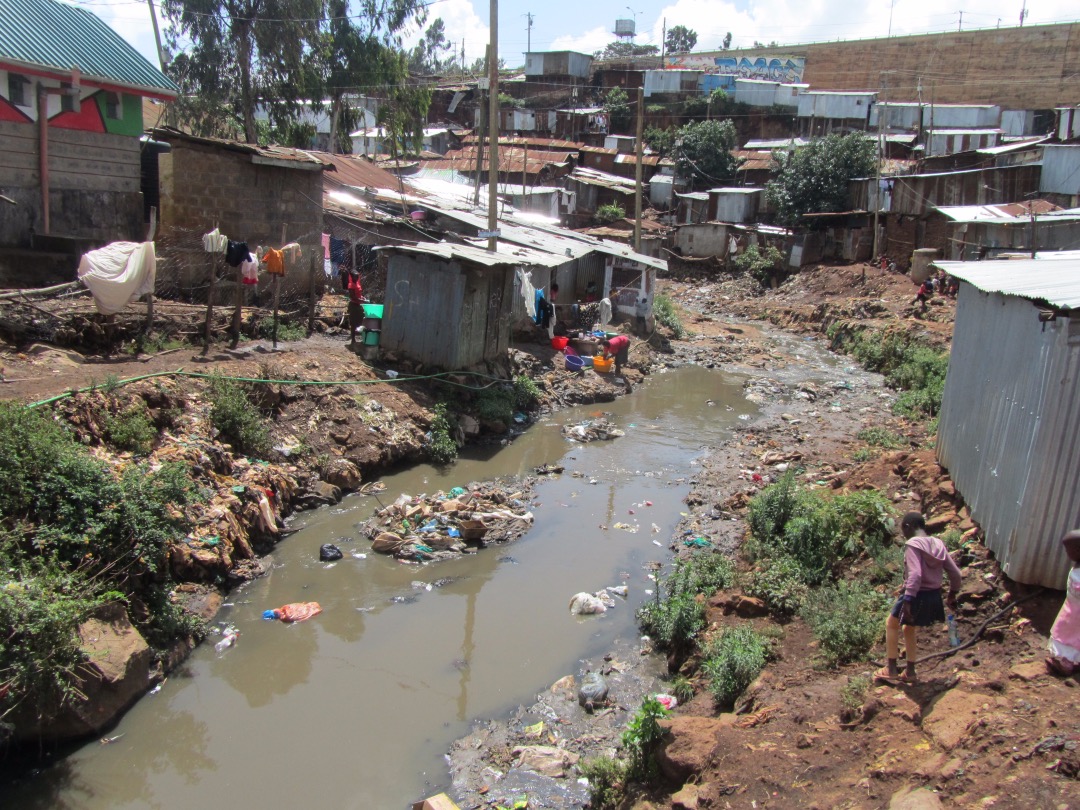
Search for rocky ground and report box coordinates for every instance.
[2,262,1076,808]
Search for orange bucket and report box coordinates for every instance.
[593,356,614,373]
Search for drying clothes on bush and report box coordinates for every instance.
[240,253,259,285]
[263,602,322,623]
[202,228,227,252]
[78,241,157,315]
[225,240,249,267]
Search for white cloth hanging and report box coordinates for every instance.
[78,241,157,315]
[240,253,259,285]
[202,228,227,252]
[599,297,612,329]
[517,268,537,319]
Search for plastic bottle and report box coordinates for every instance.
[947,614,961,648]
[215,631,238,652]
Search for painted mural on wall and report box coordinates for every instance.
[666,53,806,83]
[0,68,142,135]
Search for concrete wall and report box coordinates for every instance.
[157,139,325,301]
[0,120,142,250]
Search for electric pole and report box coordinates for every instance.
[872,74,887,261]
[526,12,533,56]
[146,0,166,71]
[634,86,644,252]
[660,19,666,68]
[488,0,499,252]
[1020,0,1028,26]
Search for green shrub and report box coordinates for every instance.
[0,553,121,719]
[702,626,771,707]
[801,580,890,666]
[621,695,670,782]
[208,374,272,457]
[857,427,904,449]
[580,756,627,808]
[637,552,736,651]
[652,293,685,338]
[733,243,785,288]
[637,592,704,652]
[596,203,626,224]
[744,555,810,615]
[940,528,964,552]
[473,386,515,424]
[747,475,895,584]
[512,374,541,409]
[105,402,157,455]
[427,402,458,465]
[853,447,876,462]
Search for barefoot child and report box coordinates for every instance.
[876,512,962,684]
[1047,530,1080,676]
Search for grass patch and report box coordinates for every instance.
[253,316,307,342]
[104,402,157,455]
[744,554,810,615]
[702,626,771,708]
[801,580,890,666]
[857,427,904,449]
[208,374,272,457]
[579,757,627,809]
[829,327,949,420]
[840,674,871,717]
[652,293,686,339]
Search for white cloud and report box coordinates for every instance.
[401,0,490,63]
[549,25,616,57]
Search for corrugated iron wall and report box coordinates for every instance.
[938,286,1080,588]
[383,255,465,368]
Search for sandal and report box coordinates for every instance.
[874,667,918,684]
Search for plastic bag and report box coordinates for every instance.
[568,592,607,615]
[263,602,323,623]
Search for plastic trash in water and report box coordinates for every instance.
[215,631,238,652]
[947,614,961,647]
[447,527,461,538]
[655,694,678,710]
[386,370,399,379]
[449,486,466,498]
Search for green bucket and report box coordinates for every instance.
[363,303,384,319]
[362,329,381,346]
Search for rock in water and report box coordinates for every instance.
[320,543,343,561]
[578,671,609,712]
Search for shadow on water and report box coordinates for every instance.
[4,365,758,809]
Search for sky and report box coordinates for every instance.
[70,0,1077,72]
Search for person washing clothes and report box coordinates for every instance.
[347,269,366,347]
[876,511,962,684]
[601,334,630,376]
[1047,529,1080,676]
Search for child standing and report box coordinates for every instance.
[1047,530,1080,676]
[876,512,963,684]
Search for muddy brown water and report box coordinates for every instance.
[10,365,759,809]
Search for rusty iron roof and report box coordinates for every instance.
[315,151,405,192]
[149,127,327,168]
[459,134,583,152]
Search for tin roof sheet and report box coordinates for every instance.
[935,199,1061,223]
[317,152,404,191]
[0,0,178,96]
[931,258,1080,309]
[375,241,554,268]
[975,136,1049,155]
[151,127,327,168]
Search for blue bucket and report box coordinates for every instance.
[565,354,585,372]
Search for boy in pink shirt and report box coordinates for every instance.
[876,511,962,684]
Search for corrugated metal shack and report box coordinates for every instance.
[376,243,526,368]
[524,51,592,80]
[1040,145,1080,208]
[643,69,703,98]
[933,201,1080,259]
[933,256,1080,588]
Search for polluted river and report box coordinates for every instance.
[13,364,764,809]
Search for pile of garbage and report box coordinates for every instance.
[561,417,625,443]
[361,480,535,562]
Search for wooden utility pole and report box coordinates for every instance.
[487,0,499,252]
[271,223,285,349]
[872,74,887,261]
[634,86,644,252]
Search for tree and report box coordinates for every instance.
[644,125,675,156]
[162,0,325,143]
[318,0,423,154]
[765,132,877,227]
[596,41,659,60]
[675,119,740,185]
[604,87,633,134]
[722,32,732,50]
[409,18,453,74]
[665,25,697,54]
[753,40,780,48]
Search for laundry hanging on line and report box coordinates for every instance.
[78,241,157,315]
[202,228,227,253]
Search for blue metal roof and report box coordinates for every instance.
[0,0,178,96]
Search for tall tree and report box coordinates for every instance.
[665,25,697,54]
[675,119,740,185]
[162,0,325,143]
[409,18,453,74]
[603,87,632,134]
[765,133,877,226]
[317,0,424,154]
